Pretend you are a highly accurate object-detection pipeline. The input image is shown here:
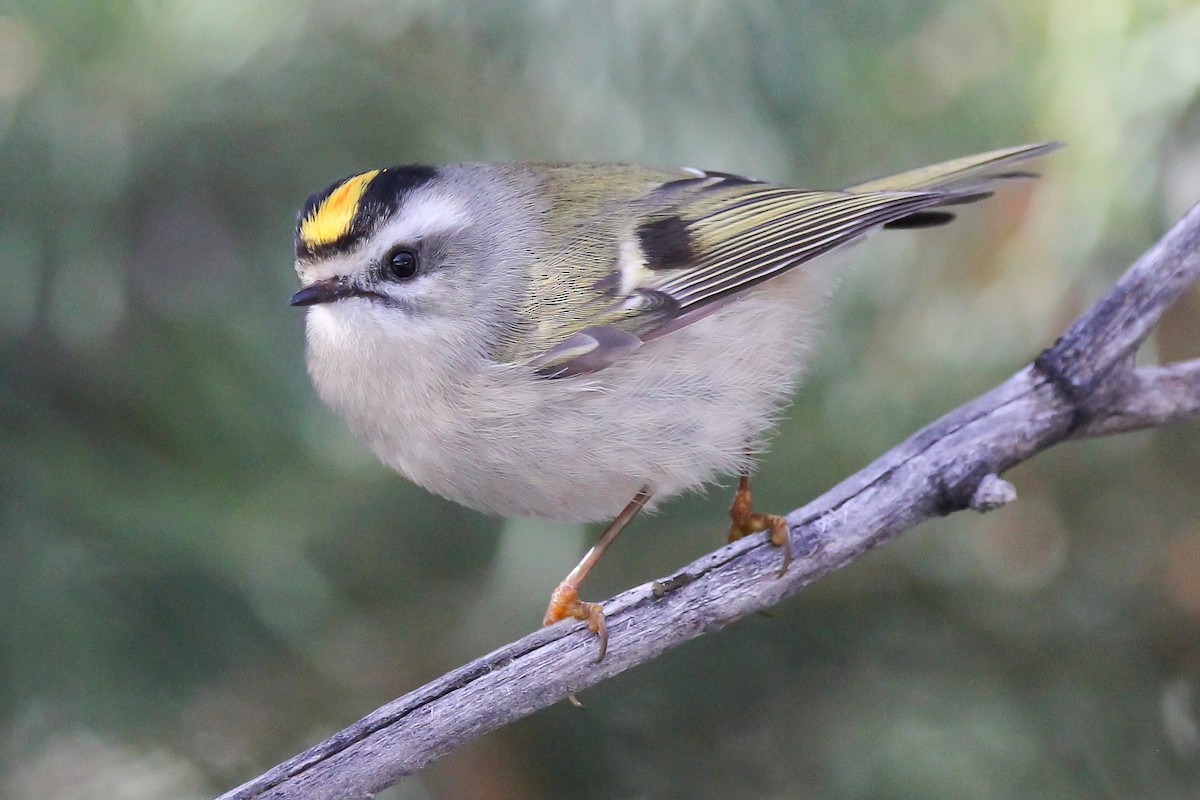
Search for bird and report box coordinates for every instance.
[289,141,1059,660]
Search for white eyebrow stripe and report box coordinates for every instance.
[374,193,468,244]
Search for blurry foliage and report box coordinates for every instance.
[1,1,1200,798]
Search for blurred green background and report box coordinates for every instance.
[2,1,1200,798]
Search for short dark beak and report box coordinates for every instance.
[289,279,359,307]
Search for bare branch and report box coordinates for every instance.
[1074,359,1200,437]
[218,202,1200,800]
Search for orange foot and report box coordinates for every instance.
[728,473,793,577]
[543,583,608,662]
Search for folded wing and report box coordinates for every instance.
[530,142,1059,378]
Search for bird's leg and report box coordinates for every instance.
[728,472,792,577]
[543,485,651,663]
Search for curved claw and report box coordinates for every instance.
[544,584,609,663]
[728,473,793,577]
[581,601,608,663]
[768,515,793,578]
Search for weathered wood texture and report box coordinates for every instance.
[219,202,1200,800]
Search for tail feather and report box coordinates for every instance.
[848,140,1061,229]
[845,141,1062,195]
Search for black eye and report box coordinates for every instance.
[385,248,418,281]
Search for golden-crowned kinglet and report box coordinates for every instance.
[290,142,1058,658]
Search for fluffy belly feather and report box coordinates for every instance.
[305,267,831,522]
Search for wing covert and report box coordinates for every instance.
[520,143,1057,378]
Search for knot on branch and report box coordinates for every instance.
[970,473,1017,512]
[1034,347,1139,436]
[933,463,1002,516]
[1032,346,1096,435]
[1033,345,1089,404]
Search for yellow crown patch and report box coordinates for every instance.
[299,169,381,249]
